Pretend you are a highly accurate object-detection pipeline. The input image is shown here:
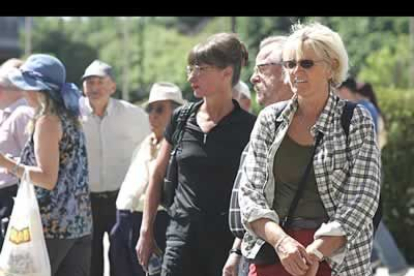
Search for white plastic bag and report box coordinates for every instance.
[0,169,51,276]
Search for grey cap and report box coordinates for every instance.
[81,60,114,81]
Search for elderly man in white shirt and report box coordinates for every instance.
[0,59,34,250]
[110,82,185,276]
[79,60,150,276]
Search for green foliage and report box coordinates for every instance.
[310,17,410,79]
[23,16,413,99]
[359,35,410,88]
[377,87,414,263]
[28,17,98,88]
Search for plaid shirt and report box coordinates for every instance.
[238,92,381,276]
[229,143,249,238]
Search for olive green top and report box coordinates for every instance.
[272,134,328,220]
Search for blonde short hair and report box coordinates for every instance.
[283,22,348,88]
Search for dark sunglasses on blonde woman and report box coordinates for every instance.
[283,59,325,70]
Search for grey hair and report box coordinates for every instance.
[260,35,288,50]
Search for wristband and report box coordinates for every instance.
[275,235,288,251]
[9,160,20,176]
[309,247,324,261]
[229,248,242,256]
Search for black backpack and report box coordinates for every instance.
[229,101,382,239]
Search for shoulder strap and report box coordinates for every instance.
[171,102,198,148]
[282,132,323,228]
[341,101,357,138]
[340,101,382,232]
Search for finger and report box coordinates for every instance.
[299,246,314,265]
[294,251,309,271]
[286,261,304,276]
[222,267,231,276]
[289,257,307,276]
[309,262,319,276]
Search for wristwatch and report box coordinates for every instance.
[229,248,242,256]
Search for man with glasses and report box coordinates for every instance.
[79,60,150,276]
[250,36,293,107]
[224,36,293,276]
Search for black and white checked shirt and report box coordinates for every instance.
[238,92,381,276]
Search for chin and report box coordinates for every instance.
[193,90,205,98]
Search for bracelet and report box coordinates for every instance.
[9,160,20,176]
[229,248,242,256]
[275,235,288,252]
[309,247,324,261]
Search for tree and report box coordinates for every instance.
[31,28,98,87]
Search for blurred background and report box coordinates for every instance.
[2,16,413,263]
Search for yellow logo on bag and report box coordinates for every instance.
[9,226,31,245]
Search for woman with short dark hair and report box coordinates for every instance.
[136,33,256,276]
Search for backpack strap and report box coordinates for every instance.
[341,101,357,137]
[171,102,198,148]
[340,100,381,233]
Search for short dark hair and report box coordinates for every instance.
[187,33,248,86]
[339,77,357,93]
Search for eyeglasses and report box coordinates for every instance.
[282,59,325,70]
[146,105,164,115]
[253,62,282,75]
[186,65,214,77]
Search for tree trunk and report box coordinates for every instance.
[410,17,414,88]
[231,17,237,33]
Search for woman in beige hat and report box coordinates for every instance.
[110,82,185,276]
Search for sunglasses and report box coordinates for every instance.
[282,59,325,70]
[146,105,165,115]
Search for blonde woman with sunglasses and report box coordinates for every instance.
[238,22,380,276]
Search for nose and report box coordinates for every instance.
[187,71,196,82]
[250,71,259,85]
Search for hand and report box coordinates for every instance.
[222,252,241,276]
[0,153,6,167]
[275,235,312,276]
[305,243,323,265]
[136,232,156,272]
[303,260,319,276]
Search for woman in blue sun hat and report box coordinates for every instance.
[0,54,92,276]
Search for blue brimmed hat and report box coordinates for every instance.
[7,54,81,116]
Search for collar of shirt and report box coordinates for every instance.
[276,91,338,138]
[0,98,28,127]
[192,99,244,126]
[1,98,27,120]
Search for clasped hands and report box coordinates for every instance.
[275,235,323,276]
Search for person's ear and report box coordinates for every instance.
[328,59,339,80]
[109,79,117,95]
[223,66,233,80]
